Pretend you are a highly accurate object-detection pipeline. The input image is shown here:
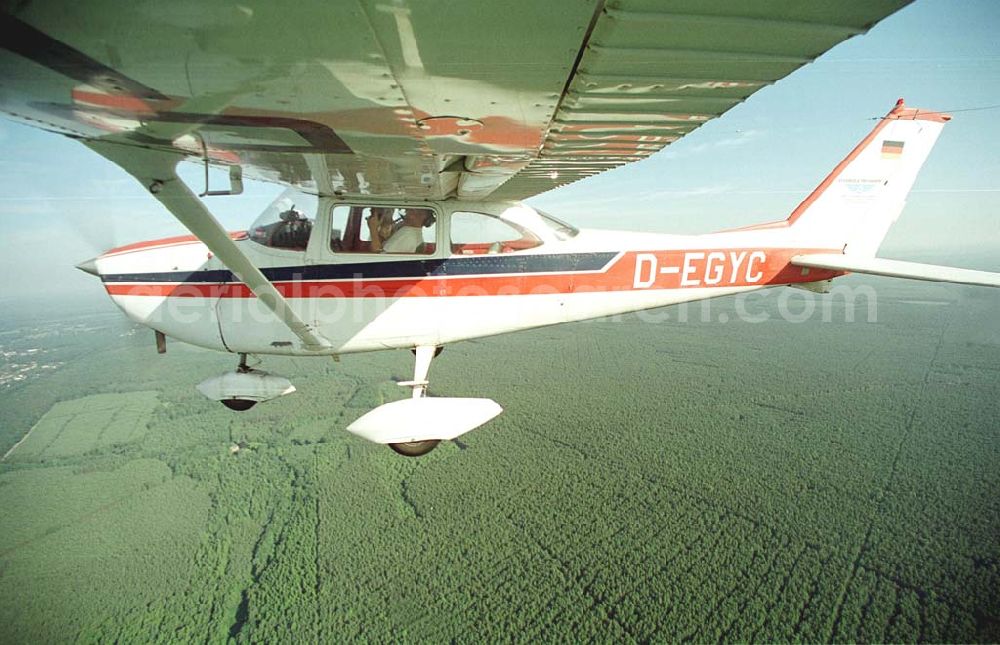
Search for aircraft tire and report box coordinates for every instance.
[388,440,440,457]
[221,399,257,412]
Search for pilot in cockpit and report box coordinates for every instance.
[272,206,311,249]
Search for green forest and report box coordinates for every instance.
[0,279,997,643]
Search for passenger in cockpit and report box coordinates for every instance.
[368,208,432,253]
[366,208,394,248]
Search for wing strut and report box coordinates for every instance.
[86,141,332,352]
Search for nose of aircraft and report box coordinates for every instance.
[75,257,100,277]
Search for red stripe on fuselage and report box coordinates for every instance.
[104,248,843,298]
[102,231,248,257]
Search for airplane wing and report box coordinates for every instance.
[0,1,912,201]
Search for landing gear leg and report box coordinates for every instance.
[388,345,440,456]
[221,353,257,411]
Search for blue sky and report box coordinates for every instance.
[1,0,998,301]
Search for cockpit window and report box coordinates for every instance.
[330,205,436,254]
[247,189,317,251]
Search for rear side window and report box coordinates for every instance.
[449,211,541,255]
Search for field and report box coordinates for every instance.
[0,280,997,642]
[4,392,158,462]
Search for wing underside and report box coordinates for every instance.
[1,0,910,200]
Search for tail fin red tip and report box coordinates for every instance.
[888,98,951,123]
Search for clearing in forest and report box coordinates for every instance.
[3,391,158,462]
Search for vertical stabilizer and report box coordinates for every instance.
[786,99,950,256]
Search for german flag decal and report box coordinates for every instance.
[881,139,904,159]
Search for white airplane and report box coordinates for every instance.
[2,2,998,456]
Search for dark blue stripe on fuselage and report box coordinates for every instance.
[101,252,618,283]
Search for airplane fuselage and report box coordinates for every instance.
[88,200,842,356]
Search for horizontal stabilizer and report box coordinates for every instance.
[347,397,503,445]
[792,254,1000,288]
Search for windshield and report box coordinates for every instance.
[247,189,318,251]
